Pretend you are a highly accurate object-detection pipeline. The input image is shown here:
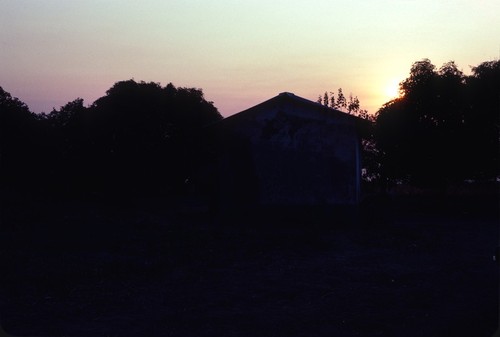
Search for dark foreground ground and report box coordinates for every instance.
[0,194,498,337]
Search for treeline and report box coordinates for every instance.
[1,59,499,201]
[0,80,222,200]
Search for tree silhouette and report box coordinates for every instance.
[336,88,347,111]
[318,88,370,119]
[37,99,91,196]
[1,81,222,200]
[375,59,500,187]
[0,87,43,197]
[84,80,222,198]
[464,60,500,179]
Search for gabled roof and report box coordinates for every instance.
[224,92,346,121]
[217,92,372,136]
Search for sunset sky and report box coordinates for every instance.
[1,0,499,117]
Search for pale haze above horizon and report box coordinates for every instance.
[1,0,499,117]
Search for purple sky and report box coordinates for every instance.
[1,0,499,116]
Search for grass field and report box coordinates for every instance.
[0,194,498,336]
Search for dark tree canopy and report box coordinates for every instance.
[375,59,499,187]
[0,81,222,200]
[0,86,36,143]
[85,80,222,197]
[0,87,41,194]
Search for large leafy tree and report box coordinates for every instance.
[375,59,499,187]
[85,80,222,196]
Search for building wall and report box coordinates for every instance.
[220,95,361,207]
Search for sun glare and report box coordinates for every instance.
[384,79,400,99]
